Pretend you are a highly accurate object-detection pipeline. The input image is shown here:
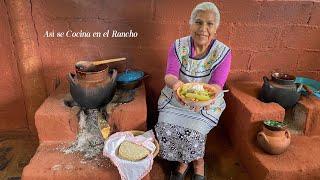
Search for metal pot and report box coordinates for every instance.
[67,64,117,108]
[259,72,301,108]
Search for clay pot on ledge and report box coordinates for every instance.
[257,120,291,155]
[259,72,301,108]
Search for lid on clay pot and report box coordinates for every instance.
[76,64,111,81]
[271,73,296,85]
[263,120,287,131]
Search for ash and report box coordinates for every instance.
[63,109,104,159]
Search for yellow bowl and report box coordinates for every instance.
[176,83,217,107]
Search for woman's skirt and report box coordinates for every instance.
[155,86,226,163]
[155,121,206,163]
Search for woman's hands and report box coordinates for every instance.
[172,80,185,106]
[165,74,222,112]
[173,82,221,112]
[203,84,221,110]
[189,83,222,112]
[164,74,186,106]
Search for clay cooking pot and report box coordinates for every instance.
[67,64,117,108]
[257,121,291,155]
[259,72,301,108]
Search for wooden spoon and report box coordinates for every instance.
[75,57,126,71]
[303,84,313,95]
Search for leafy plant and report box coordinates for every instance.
[264,120,286,128]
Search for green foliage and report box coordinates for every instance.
[264,120,286,128]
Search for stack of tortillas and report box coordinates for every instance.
[118,141,150,161]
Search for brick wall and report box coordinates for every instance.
[0,0,319,131]
[0,0,28,131]
[31,0,320,93]
[222,1,320,81]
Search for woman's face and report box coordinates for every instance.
[190,10,217,47]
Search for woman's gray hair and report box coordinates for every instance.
[189,2,220,28]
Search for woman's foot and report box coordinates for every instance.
[170,162,189,180]
[177,162,188,174]
[192,158,205,179]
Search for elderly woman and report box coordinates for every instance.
[154,2,232,180]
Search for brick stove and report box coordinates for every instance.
[21,79,320,179]
[223,81,320,179]
[21,82,166,180]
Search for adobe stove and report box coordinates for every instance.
[62,87,136,159]
[21,79,149,179]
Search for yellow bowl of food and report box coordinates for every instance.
[177,83,217,107]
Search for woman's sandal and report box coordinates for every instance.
[170,164,190,180]
[191,174,205,180]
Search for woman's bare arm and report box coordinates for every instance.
[165,74,183,90]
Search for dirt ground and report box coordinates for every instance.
[0,125,249,180]
[0,130,38,180]
[153,125,250,180]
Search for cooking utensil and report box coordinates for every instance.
[257,120,291,155]
[259,73,301,108]
[75,57,126,72]
[303,84,313,95]
[116,70,148,90]
[67,69,117,108]
[295,77,320,99]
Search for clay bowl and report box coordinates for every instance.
[177,83,217,107]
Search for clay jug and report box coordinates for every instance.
[257,125,291,155]
[259,72,301,108]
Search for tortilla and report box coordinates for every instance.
[118,141,150,161]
